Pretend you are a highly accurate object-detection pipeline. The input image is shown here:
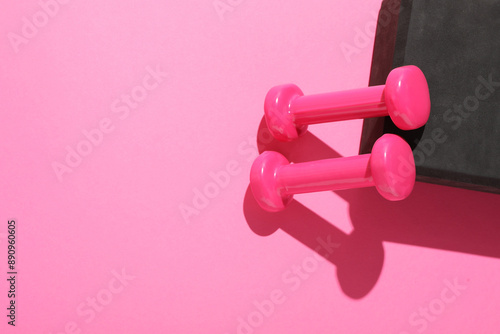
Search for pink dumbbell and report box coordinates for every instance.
[265,65,430,141]
[250,134,415,212]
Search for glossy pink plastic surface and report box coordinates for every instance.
[384,65,431,130]
[264,65,430,141]
[250,134,415,212]
[264,84,308,142]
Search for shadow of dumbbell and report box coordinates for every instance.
[243,117,385,299]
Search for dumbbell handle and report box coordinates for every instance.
[292,86,387,125]
[277,155,373,195]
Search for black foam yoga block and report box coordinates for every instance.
[360,0,500,194]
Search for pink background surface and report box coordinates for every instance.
[1,0,500,333]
